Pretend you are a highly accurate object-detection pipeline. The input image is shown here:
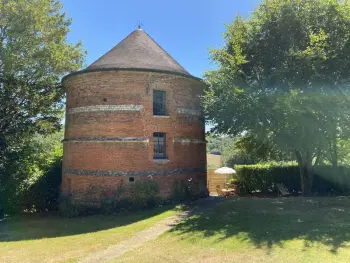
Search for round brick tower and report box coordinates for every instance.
[61,29,206,200]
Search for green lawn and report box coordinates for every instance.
[0,206,177,263]
[113,197,350,263]
[3,197,350,263]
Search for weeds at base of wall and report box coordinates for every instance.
[58,196,100,217]
[171,178,209,202]
[59,179,161,217]
[59,178,208,217]
[59,195,170,218]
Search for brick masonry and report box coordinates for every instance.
[62,70,207,200]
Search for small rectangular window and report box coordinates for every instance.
[153,90,166,116]
[153,132,166,159]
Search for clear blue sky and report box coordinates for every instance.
[61,0,260,78]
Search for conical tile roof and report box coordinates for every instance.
[87,29,190,76]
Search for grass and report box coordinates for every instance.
[0,205,178,263]
[207,153,221,168]
[3,197,350,263]
[113,197,350,263]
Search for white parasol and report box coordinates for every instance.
[215,167,236,174]
[215,167,236,188]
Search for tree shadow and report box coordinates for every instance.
[0,204,177,242]
[170,196,350,254]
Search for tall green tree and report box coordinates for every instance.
[203,0,350,194]
[0,131,63,213]
[0,0,85,148]
[221,133,290,167]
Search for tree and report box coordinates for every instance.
[0,130,63,213]
[221,133,291,167]
[323,138,350,167]
[0,0,85,148]
[203,0,350,194]
[0,0,84,213]
[206,133,234,154]
[221,138,257,166]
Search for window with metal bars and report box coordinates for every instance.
[153,90,166,116]
[153,132,166,159]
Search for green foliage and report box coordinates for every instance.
[22,157,62,212]
[0,0,84,214]
[99,185,124,215]
[0,131,63,214]
[235,163,350,194]
[171,180,191,201]
[206,133,234,154]
[171,178,208,202]
[322,138,350,166]
[203,0,350,194]
[221,134,291,167]
[128,180,160,209]
[58,195,99,218]
[221,137,254,166]
[235,163,300,194]
[59,180,161,217]
[0,0,85,147]
[58,196,81,218]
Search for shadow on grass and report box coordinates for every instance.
[171,196,350,253]
[0,204,178,242]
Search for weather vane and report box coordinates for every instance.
[137,21,143,29]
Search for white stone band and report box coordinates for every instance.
[173,138,206,144]
[176,108,202,116]
[68,105,143,114]
[63,137,149,143]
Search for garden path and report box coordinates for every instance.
[79,196,223,263]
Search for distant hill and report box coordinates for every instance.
[206,134,234,155]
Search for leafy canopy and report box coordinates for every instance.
[203,0,350,193]
[0,0,85,146]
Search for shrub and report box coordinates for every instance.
[59,180,161,217]
[235,163,299,194]
[100,184,123,215]
[128,180,160,209]
[97,179,160,215]
[116,197,133,211]
[0,131,63,214]
[314,166,350,193]
[58,195,80,217]
[22,157,62,212]
[171,178,208,202]
[0,203,3,218]
[235,163,350,194]
[58,195,99,217]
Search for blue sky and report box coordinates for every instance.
[61,0,260,78]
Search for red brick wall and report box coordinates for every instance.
[62,173,205,200]
[62,70,207,200]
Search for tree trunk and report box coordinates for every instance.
[295,150,314,196]
[331,134,338,167]
[299,163,313,195]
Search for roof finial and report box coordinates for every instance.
[137,21,143,30]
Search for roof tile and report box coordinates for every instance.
[87,29,191,76]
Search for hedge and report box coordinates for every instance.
[1,158,62,215]
[235,164,350,194]
[22,158,62,212]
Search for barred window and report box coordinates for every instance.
[153,132,166,159]
[153,90,166,116]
